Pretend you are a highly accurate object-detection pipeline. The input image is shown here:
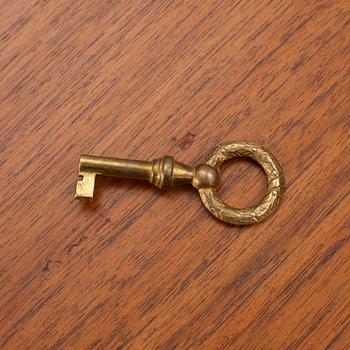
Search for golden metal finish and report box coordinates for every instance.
[75,141,285,225]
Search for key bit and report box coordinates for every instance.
[75,141,285,225]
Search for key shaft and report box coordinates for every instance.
[75,154,220,199]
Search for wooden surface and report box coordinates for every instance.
[1,1,349,349]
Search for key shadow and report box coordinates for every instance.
[77,174,237,228]
[79,175,197,210]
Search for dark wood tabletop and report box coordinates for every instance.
[1,1,349,349]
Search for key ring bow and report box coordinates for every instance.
[198,141,285,225]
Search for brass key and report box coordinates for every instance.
[75,141,285,225]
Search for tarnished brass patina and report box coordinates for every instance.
[75,141,285,225]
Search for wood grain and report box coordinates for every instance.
[0,1,349,349]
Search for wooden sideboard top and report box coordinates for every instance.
[0,1,349,349]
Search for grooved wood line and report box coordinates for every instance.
[0,1,349,349]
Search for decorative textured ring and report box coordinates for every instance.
[198,141,285,225]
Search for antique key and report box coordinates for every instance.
[75,141,285,225]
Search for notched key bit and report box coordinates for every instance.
[75,141,285,225]
[75,171,96,199]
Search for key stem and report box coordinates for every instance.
[75,154,221,200]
